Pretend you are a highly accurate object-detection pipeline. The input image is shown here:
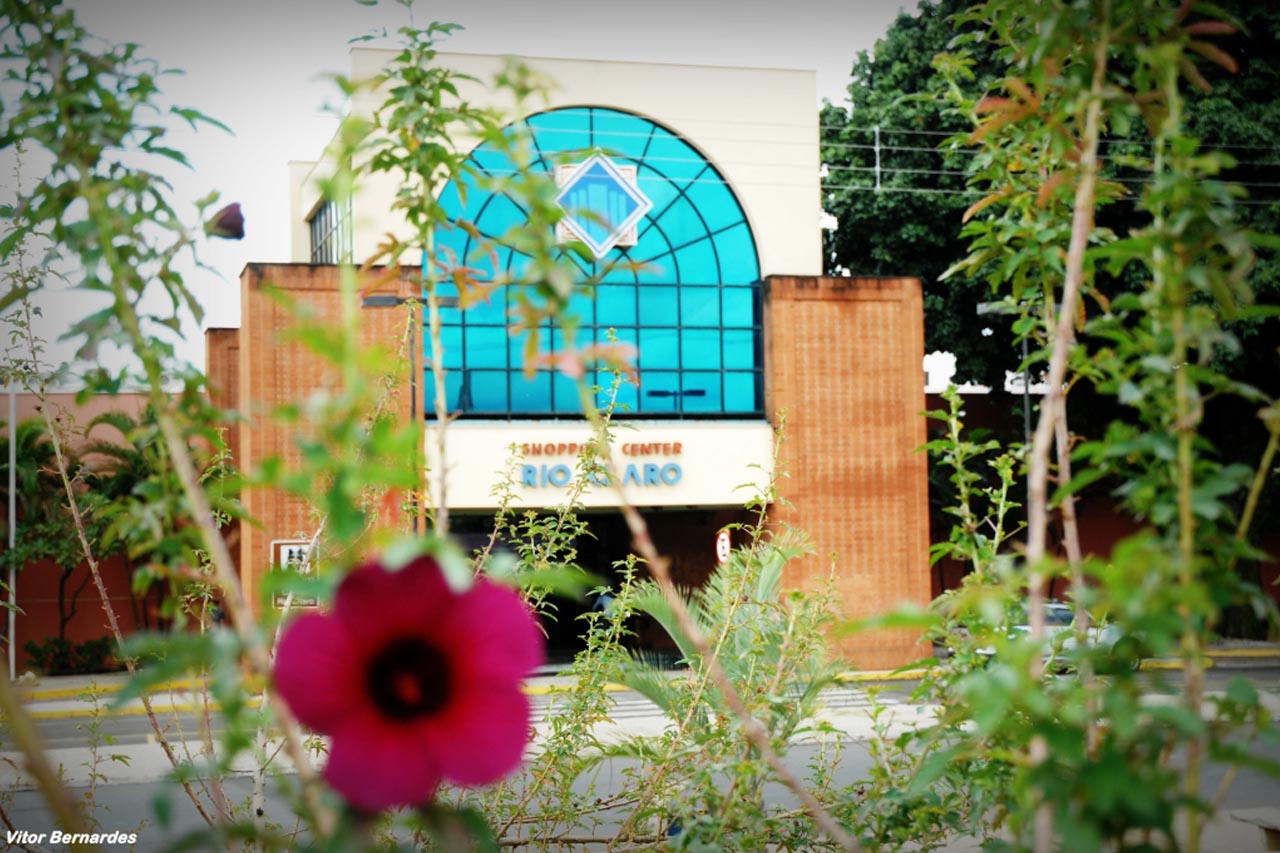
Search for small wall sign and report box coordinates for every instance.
[715,529,732,565]
[270,539,317,608]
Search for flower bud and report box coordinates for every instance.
[205,202,245,240]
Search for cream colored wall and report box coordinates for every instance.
[290,50,820,276]
[288,160,321,262]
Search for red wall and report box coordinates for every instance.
[10,554,145,669]
[924,392,1280,610]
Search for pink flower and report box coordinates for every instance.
[273,555,544,811]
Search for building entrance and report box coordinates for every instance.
[453,507,754,666]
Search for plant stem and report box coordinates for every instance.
[0,676,93,848]
[13,307,219,829]
[576,386,860,853]
[1227,426,1279,574]
[79,177,335,838]
[1056,410,1097,752]
[1021,5,1110,847]
[425,227,451,536]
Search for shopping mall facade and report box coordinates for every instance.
[207,51,930,668]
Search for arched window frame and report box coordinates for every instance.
[429,107,763,419]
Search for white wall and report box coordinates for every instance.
[291,50,820,276]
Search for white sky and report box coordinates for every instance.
[12,0,912,380]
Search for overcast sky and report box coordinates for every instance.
[13,0,912,380]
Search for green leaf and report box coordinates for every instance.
[1050,466,1109,504]
[419,803,499,853]
[500,564,598,600]
[111,632,226,709]
[839,603,938,636]
[907,744,965,796]
[1223,676,1258,707]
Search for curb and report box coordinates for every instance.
[27,697,264,721]
[833,650,1280,681]
[19,677,629,703]
[18,677,204,703]
[19,681,630,720]
[14,652,1279,718]
[838,669,934,682]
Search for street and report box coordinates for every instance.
[3,666,1278,851]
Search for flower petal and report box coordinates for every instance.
[325,711,441,811]
[443,579,545,681]
[334,556,451,649]
[426,686,532,786]
[273,612,362,732]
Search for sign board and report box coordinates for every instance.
[270,539,317,608]
[426,422,774,510]
[715,529,732,565]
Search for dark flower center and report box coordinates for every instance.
[366,637,451,721]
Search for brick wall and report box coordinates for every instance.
[211,267,934,662]
[213,264,413,612]
[205,328,241,464]
[764,275,931,670]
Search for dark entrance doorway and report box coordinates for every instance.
[452,507,754,666]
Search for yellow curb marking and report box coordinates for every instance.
[524,682,630,696]
[26,685,626,718]
[28,697,264,721]
[19,677,206,702]
[837,669,935,683]
[25,677,616,702]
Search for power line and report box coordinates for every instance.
[819,182,1280,205]
[823,123,1280,152]
[822,124,1280,159]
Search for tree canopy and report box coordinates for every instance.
[822,0,1280,400]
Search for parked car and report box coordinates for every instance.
[974,601,1143,673]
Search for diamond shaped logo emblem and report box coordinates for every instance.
[554,154,652,259]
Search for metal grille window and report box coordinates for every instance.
[308,199,351,265]
[430,107,764,420]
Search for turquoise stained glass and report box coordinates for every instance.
[428,107,762,417]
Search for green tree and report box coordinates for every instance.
[0,418,63,535]
[82,408,172,631]
[823,0,1280,396]
[1180,3,1280,538]
[821,0,1009,389]
[0,419,105,663]
[824,0,1280,572]
[83,406,237,629]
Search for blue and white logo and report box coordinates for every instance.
[554,154,652,259]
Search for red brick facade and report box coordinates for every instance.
[765,276,931,669]
[205,327,241,465]
[210,266,934,667]
[219,264,413,611]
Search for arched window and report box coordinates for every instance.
[430,107,762,418]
